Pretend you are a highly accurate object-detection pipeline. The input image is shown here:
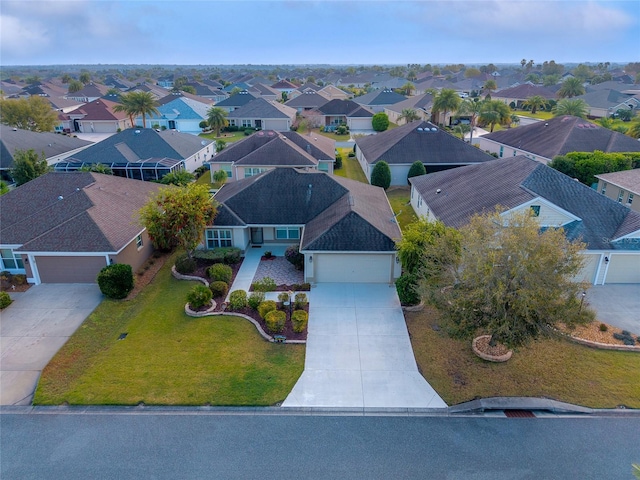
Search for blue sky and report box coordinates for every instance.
[1,0,638,66]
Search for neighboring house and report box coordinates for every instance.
[209,130,335,181]
[478,115,640,164]
[140,92,215,133]
[250,83,281,101]
[595,169,640,213]
[184,82,229,102]
[270,79,298,96]
[124,83,171,100]
[65,83,110,103]
[353,89,407,113]
[213,91,259,113]
[0,125,93,181]
[355,120,495,186]
[0,172,164,284]
[209,168,401,284]
[284,91,330,112]
[409,156,640,285]
[317,84,350,100]
[412,77,458,95]
[66,97,132,133]
[103,75,134,90]
[316,99,374,131]
[55,128,213,179]
[492,83,557,108]
[157,75,176,89]
[226,97,296,132]
[574,89,640,119]
[384,92,434,125]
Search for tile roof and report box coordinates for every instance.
[227,97,296,119]
[482,115,640,159]
[0,125,92,169]
[595,169,640,195]
[409,156,640,249]
[0,172,163,253]
[356,120,495,166]
[212,168,399,252]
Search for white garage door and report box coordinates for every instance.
[605,254,640,284]
[314,253,391,283]
[573,254,599,284]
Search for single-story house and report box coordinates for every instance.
[184,82,229,102]
[66,97,132,133]
[492,83,557,108]
[55,128,213,180]
[574,89,640,119]
[355,120,496,186]
[270,79,298,97]
[317,84,351,100]
[226,98,296,132]
[353,89,406,113]
[0,125,93,181]
[209,168,402,284]
[209,130,335,181]
[284,91,330,112]
[250,83,281,102]
[213,91,259,113]
[595,169,640,213]
[316,99,374,131]
[384,93,434,125]
[409,156,640,285]
[138,92,215,133]
[0,171,164,284]
[65,83,110,103]
[477,115,640,164]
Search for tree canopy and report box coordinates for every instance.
[478,99,511,132]
[407,161,426,183]
[548,151,635,186]
[0,96,58,132]
[114,91,159,128]
[557,77,585,98]
[522,95,547,114]
[206,106,229,137]
[139,184,217,257]
[553,98,589,118]
[397,108,420,125]
[370,161,391,189]
[11,149,50,186]
[432,89,461,126]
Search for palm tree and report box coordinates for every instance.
[482,80,497,96]
[509,114,520,128]
[553,99,589,118]
[112,92,137,127]
[627,117,640,139]
[432,89,461,127]
[129,91,159,128]
[456,97,483,144]
[522,95,547,114]
[206,107,228,137]
[557,77,585,98]
[397,108,420,125]
[478,100,511,132]
[399,82,415,96]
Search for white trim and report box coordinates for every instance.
[502,197,581,226]
[17,251,116,256]
[612,228,640,242]
[601,251,640,285]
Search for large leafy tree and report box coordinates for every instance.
[432,89,461,126]
[433,209,590,349]
[139,184,217,258]
[79,72,91,85]
[522,95,547,114]
[482,79,497,95]
[206,106,228,137]
[553,98,589,118]
[0,96,58,132]
[478,100,511,132]
[11,149,50,186]
[397,108,420,125]
[549,151,632,186]
[557,77,585,98]
[456,97,483,144]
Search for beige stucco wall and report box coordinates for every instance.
[113,231,154,273]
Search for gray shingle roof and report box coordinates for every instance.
[356,120,495,166]
[384,92,434,114]
[492,83,556,100]
[353,89,406,106]
[227,97,295,119]
[595,169,640,195]
[284,91,330,109]
[482,115,640,159]
[0,172,163,252]
[214,91,258,108]
[409,156,640,250]
[317,99,364,116]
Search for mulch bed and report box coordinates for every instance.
[0,278,31,293]
[473,335,511,356]
[225,304,309,341]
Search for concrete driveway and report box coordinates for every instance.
[585,285,640,334]
[0,284,102,405]
[282,283,446,409]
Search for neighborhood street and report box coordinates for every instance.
[2,411,639,479]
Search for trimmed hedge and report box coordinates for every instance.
[258,300,277,319]
[248,292,265,310]
[292,310,308,333]
[208,263,232,284]
[0,291,12,309]
[192,247,241,265]
[228,290,247,309]
[395,273,421,306]
[265,310,286,333]
[209,281,228,298]
[97,263,134,299]
[175,254,196,274]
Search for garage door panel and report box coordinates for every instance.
[605,255,640,284]
[36,256,106,283]
[315,254,390,283]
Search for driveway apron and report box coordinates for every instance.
[283,283,447,409]
[0,284,102,405]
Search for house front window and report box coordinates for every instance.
[318,162,329,172]
[499,146,504,158]
[136,234,143,249]
[206,229,232,248]
[628,193,634,206]
[617,189,624,203]
[530,205,541,217]
[275,227,300,240]
[244,167,267,178]
[0,249,24,270]
[228,119,236,126]
[242,119,252,128]
[601,182,607,195]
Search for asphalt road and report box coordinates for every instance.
[2,412,639,479]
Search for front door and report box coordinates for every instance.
[168,120,176,129]
[255,119,262,129]
[251,228,263,244]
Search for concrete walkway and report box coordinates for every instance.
[585,285,640,334]
[226,245,289,299]
[283,283,447,409]
[0,284,102,405]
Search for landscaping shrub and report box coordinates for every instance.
[407,161,426,183]
[224,249,241,264]
[277,292,290,304]
[209,281,228,298]
[228,290,247,309]
[97,263,134,299]
[175,254,196,274]
[372,112,390,132]
[187,284,213,309]
[613,331,637,346]
[264,310,286,333]
[336,125,348,135]
[0,271,12,282]
[334,154,343,170]
[292,310,308,333]
[348,151,355,158]
[252,277,277,292]
[599,323,608,332]
[244,128,254,136]
[208,263,232,284]
[294,293,307,309]
[371,161,391,189]
[285,245,304,270]
[396,273,421,306]
[193,247,241,264]
[247,292,265,310]
[258,300,277,319]
[0,291,12,309]
[12,274,26,285]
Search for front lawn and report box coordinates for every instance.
[407,306,640,408]
[34,254,305,406]
[512,110,554,120]
[199,131,246,143]
[334,148,368,183]
[386,187,416,231]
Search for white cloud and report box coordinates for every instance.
[0,14,51,58]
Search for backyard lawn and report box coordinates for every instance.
[334,148,368,183]
[407,306,640,408]
[34,254,305,406]
[199,130,247,143]
[386,187,417,231]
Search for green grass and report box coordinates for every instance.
[512,110,554,120]
[199,131,246,143]
[313,128,351,141]
[34,254,305,406]
[334,148,368,183]
[407,306,640,408]
[386,187,417,231]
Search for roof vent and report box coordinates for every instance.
[58,195,64,200]
[134,129,141,134]
[544,123,548,127]
[417,127,423,131]
[431,127,437,132]
[306,144,311,153]
[436,189,441,194]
